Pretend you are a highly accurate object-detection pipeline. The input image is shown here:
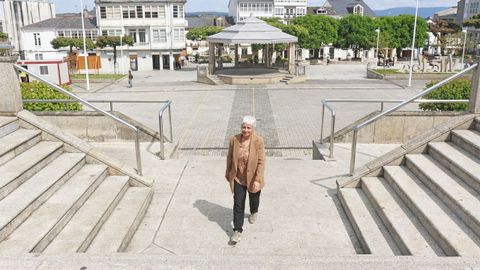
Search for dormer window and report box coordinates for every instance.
[316,8,327,14]
[353,4,364,16]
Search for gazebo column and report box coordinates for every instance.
[234,44,239,67]
[288,43,296,74]
[218,43,223,69]
[208,42,215,75]
[267,44,273,68]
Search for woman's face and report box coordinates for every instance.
[241,123,253,138]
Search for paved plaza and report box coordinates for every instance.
[61,63,425,258]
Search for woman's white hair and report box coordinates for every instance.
[242,115,256,127]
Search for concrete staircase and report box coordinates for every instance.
[207,74,225,85]
[280,75,294,84]
[0,116,153,254]
[339,117,480,257]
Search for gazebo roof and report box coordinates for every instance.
[206,16,298,44]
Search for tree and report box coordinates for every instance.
[51,37,95,53]
[428,19,461,55]
[290,15,338,58]
[186,26,223,41]
[464,14,480,28]
[336,15,376,58]
[377,15,429,58]
[0,32,8,42]
[96,35,134,70]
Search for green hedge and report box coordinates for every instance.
[21,81,83,111]
[419,79,470,111]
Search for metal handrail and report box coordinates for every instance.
[14,64,144,176]
[158,100,173,159]
[22,99,174,159]
[349,63,478,175]
[320,99,470,158]
[320,100,335,158]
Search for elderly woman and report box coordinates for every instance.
[225,115,265,243]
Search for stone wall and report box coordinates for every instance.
[326,111,468,144]
[32,111,163,143]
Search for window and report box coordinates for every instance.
[35,53,43,60]
[128,29,137,43]
[353,5,364,16]
[173,28,185,41]
[100,6,106,19]
[0,21,3,32]
[102,29,122,36]
[152,29,167,43]
[316,8,327,14]
[33,33,41,46]
[105,6,121,19]
[275,8,284,15]
[57,31,65,37]
[122,6,136,18]
[138,29,146,43]
[136,6,143,18]
[173,5,184,18]
[39,66,48,75]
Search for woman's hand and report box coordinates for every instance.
[252,181,261,193]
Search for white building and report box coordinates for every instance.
[21,14,98,61]
[95,0,188,72]
[228,0,307,24]
[0,0,55,53]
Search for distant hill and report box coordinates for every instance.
[374,7,450,18]
[186,12,228,17]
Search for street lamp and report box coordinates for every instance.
[461,28,468,70]
[408,0,419,87]
[79,0,90,91]
[375,28,380,58]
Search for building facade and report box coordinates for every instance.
[307,0,375,18]
[0,0,55,53]
[21,14,98,61]
[228,0,307,23]
[95,0,188,72]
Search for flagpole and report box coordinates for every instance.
[80,0,90,90]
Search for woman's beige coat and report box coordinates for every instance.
[225,133,265,193]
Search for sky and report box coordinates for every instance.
[54,0,459,14]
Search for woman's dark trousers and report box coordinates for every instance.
[233,181,261,233]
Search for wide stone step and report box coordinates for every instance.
[0,129,41,166]
[42,176,130,253]
[383,166,480,257]
[0,141,63,200]
[0,117,19,138]
[0,164,107,255]
[428,142,480,194]
[87,187,153,253]
[406,154,480,239]
[361,177,439,256]
[338,188,397,255]
[0,153,85,242]
[451,130,480,158]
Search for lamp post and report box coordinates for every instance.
[375,28,380,58]
[461,28,467,70]
[79,0,90,91]
[408,0,419,87]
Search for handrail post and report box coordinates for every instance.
[469,63,480,113]
[110,102,113,112]
[134,130,143,176]
[329,113,335,158]
[350,129,359,175]
[168,104,173,142]
[320,104,325,143]
[159,112,165,159]
[380,102,384,111]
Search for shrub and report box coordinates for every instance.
[419,79,470,111]
[21,81,83,111]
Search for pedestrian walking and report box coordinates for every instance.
[128,70,133,88]
[225,115,266,244]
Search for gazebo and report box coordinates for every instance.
[206,16,298,76]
